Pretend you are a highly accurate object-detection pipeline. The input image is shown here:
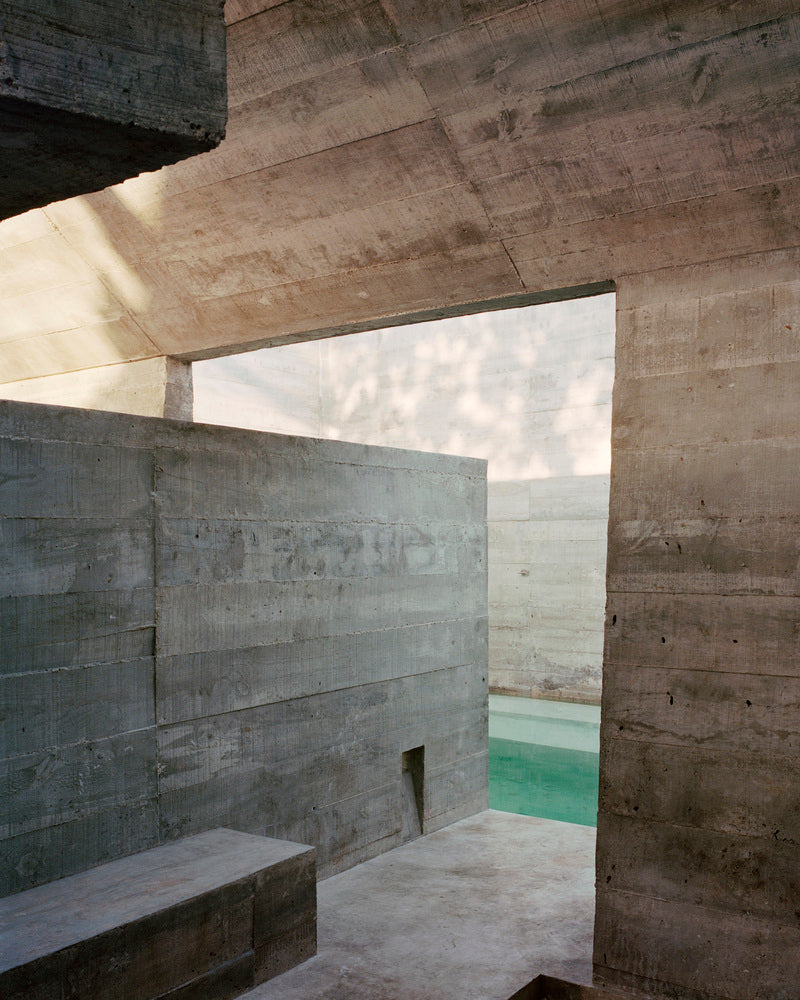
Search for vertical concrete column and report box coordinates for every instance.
[593,250,800,999]
[0,357,193,420]
[162,359,194,422]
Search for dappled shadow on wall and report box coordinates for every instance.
[316,295,615,483]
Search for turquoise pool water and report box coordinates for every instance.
[488,695,600,827]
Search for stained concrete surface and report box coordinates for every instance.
[0,829,313,968]
[244,810,595,1000]
[1,401,487,895]
[0,1,226,219]
[1,829,316,1000]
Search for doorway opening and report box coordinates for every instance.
[193,292,615,828]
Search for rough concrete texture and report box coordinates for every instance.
[0,399,488,894]
[0,5,797,377]
[0,828,316,1000]
[0,1,227,219]
[195,294,614,703]
[244,811,596,1000]
[2,5,800,1000]
[594,251,800,999]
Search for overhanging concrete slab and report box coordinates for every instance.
[0,0,226,219]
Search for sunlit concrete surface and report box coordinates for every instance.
[245,810,596,1000]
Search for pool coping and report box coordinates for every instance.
[489,694,600,754]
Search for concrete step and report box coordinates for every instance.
[0,828,316,1000]
[511,974,654,1000]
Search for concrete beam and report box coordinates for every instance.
[0,0,226,219]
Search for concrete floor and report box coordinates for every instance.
[245,809,597,1000]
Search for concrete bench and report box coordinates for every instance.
[0,828,316,1000]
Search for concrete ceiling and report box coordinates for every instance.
[1,1,798,384]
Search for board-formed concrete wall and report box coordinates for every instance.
[594,248,800,997]
[0,399,488,896]
[195,295,614,703]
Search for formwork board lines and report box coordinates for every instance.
[1,401,487,892]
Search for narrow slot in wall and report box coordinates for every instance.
[401,746,425,842]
